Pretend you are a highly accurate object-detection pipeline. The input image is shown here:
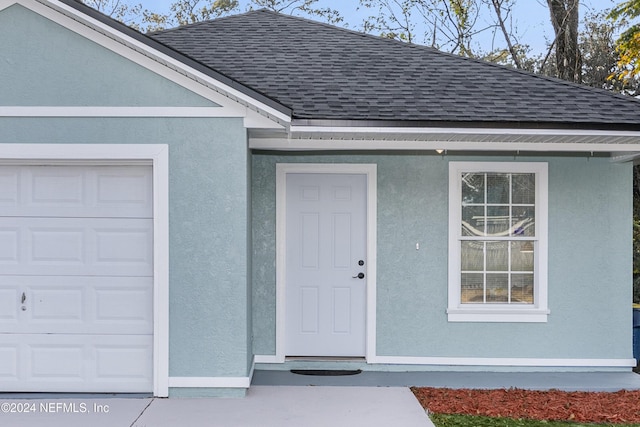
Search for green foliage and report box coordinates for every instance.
[609,0,640,22]
[430,414,639,427]
[608,0,640,84]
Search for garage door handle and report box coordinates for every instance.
[21,292,25,304]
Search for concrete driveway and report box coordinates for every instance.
[0,386,434,427]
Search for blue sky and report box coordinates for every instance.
[140,0,618,55]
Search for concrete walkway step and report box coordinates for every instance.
[253,370,640,392]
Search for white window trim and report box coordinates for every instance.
[447,162,549,322]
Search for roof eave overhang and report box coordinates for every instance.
[249,123,640,161]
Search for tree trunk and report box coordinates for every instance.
[547,0,582,83]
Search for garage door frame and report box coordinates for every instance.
[0,143,169,397]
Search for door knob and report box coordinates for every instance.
[352,272,365,279]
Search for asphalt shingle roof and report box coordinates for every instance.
[151,10,640,129]
[50,2,640,130]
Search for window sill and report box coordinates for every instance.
[447,307,550,323]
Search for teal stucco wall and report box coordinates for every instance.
[1,4,251,396]
[251,153,633,367]
[0,4,216,108]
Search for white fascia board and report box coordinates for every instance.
[291,126,640,138]
[13,0,289,127]
[251,138,640,152]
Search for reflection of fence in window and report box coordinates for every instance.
[460,240,534,304]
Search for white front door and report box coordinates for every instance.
[0,165,153,392]
[285,173,367,357]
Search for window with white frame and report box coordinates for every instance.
[447,162,549,322]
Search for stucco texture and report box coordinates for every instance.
[251,153,633,364]
[0,4,216,107]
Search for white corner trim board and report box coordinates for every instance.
[0,144,170,397]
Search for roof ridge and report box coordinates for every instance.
[151,8,268,34]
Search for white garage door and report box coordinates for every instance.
[0,165,153,393]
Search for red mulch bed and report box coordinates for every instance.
[411,387,640,424]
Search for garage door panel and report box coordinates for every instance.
[0,344,18,379]
[96,170,152,210]
[0,277,153,335]
[31,228,84,263]
[30,345,85,379]
[95,287,151,325]
[0,218,153,276]
[0,165,152,218]
[0,228,19,263]
[95,228,151,265]
[96,345,151,379]
[0,169,18,205]
[0,288,19,321]
[0,335,153,392]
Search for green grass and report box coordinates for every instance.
[430,414,640,427]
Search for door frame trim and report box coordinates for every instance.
[275,163,377,362]
[0,144,169,397]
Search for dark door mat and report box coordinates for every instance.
[290,369,362,376]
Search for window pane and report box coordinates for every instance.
[487,206,509,236]
[487,174,510,204]
[512,174,535,204]
[486,274,508,302]
[461,273,484,303]
[511,206,535,237]
[486,241,508,271]
[511,241,534,271]
[461,241,484,271]
[462,173,484,204]
[462,206,485,236]
[511,274,534,304]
